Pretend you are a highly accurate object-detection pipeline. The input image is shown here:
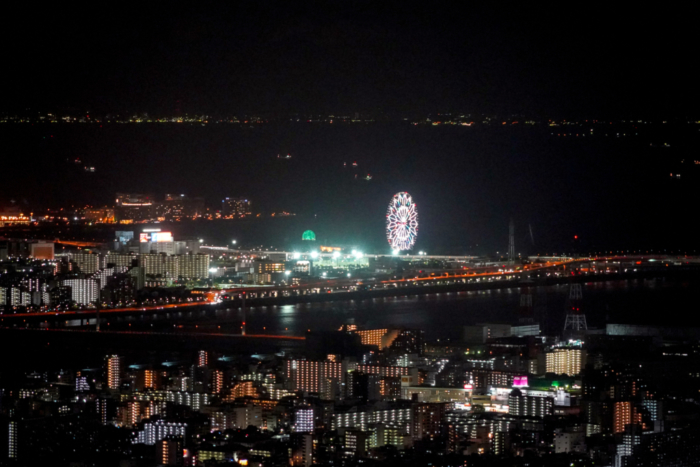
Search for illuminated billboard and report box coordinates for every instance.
[139,232,173,243]
[512,376,529,388]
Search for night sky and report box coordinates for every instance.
[3,3,698,116]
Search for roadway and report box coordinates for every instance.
[202,246,479,262]
[2,255,698,324]
[0,257,576,324]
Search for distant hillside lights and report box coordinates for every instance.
[108,193,252,223]
[221,197,252,219]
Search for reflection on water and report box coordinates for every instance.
[94,277,700,340]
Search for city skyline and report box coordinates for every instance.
[3,3,700,466]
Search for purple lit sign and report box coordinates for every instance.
[512,376,529,387]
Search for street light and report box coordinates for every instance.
[310,251,319,259]
[392,249,399,256]
[232,240,237,244]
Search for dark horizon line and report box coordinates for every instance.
[2,110,698,121]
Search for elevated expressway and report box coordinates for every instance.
[2,255,698,326]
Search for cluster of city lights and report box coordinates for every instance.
[290,250,365,260]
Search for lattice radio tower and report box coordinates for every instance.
[563,283,587,332]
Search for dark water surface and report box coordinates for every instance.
[2,123,699,254]
[108,277,700,341]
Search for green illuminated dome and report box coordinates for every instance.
[302,230,316,241]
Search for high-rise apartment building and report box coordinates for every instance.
[0,287,27,307]
[291,433,313,467]
[355,328,388,347]
[333,405,413,433]
[156,437,183,466]
[228,381,258,399]
[294,407,315,433]
[179,254,210,279]
[136,420,187,445]
[642,399,663,422]
[212,370,224,394]
[123,401,141,427]
[142,369,158,390]
[370,424,410,449]
[106,355,122,390]
[8,420,18,459]
[344,430,370,457]
[139,240,176,255]
[141,254,179,278]
[96,399,109,425]
[76,373,90,392]
[60,279,98,305]
[357,365,409,378]
[413,403,447,441]
[138,253,209,279]
[508,389,553,418]
[614,401,642,434]
[198,350,209,367]
[546,347,586,376]
[354,328,401,349]
[232,405,263,429]
[68,252,100,274]
[285,359,348,397]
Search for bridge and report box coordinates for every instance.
[54,239,102,248]
[2,255,699,326]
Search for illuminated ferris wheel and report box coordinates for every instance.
[386,192,418,251]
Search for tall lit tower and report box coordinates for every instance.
[106,355,122,390]
[508,219,515,263]
[563,284,587,332]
